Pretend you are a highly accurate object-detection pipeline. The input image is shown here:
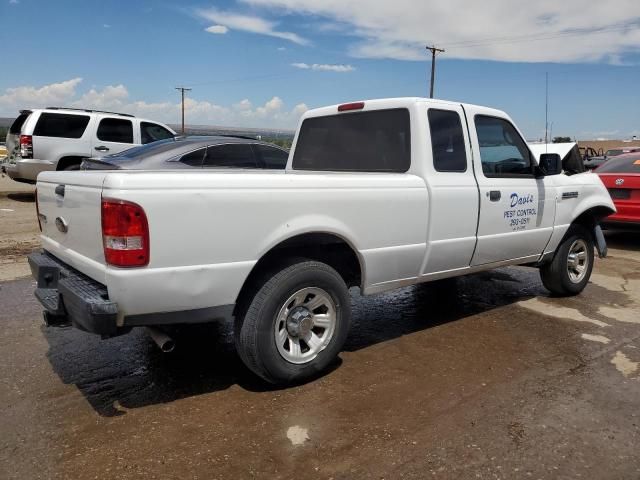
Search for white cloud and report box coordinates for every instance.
[0,78,82,108]
[292,62,355,72]
[241,0,640,63]
[195,8,309,45]
[9,0,19,4]
[0,78,307,129]
[103,23,111,28]
[234,98,253,111]
[205,25,229,35]
[72,84,128,109]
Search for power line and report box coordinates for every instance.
[444,21,639,50]
[175,87,192,135]
[185,72,299,88]
[426,45,445,98]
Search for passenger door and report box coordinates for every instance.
[92,117,136,156]
[421,105,479,275]
[465,107,556,265]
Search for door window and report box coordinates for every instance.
[141,122,174,144]
[255,144,289,169]
[204,144,257,168]
[428,109,467,172]
[475,116,533,177]
[97,118,134,143]
[178,148,206,167]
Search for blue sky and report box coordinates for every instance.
[1,0,639,139]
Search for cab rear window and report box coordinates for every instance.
[292,109,410,172]
[33,113,90,139]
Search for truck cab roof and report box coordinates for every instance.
[302,97,508,120]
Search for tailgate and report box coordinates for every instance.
[37,171,109,279]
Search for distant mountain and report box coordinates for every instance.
[170,124,295,140]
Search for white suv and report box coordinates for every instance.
[2,108,175,184]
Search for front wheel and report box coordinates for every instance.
[540,225,594,296]
[234,260,351,384]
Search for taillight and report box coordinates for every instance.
[35,188,42,232]
[20,135,33,159]
[101,198,149,267]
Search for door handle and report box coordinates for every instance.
[489,190,501,202]
[94,146,110,152]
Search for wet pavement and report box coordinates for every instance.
[1,232,640,479]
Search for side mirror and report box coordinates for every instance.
[538,153,562,176]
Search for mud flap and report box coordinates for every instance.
[594,225,607,258]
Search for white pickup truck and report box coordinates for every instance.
[29,97,615,384]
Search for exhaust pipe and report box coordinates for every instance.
[147,327,175,353]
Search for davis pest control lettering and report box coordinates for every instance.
[503,193,537,231]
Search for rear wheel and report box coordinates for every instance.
[63,163,80,171]
[540,225,594,296]
[234,260,351,384]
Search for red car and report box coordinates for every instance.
[596,152,640,228]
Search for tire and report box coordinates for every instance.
[540,225,594,296]
[63,163,80,171]
[235,260,351,384]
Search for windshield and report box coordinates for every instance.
[606,149,623,156]
[596,155,640,173]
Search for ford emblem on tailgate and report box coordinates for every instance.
[615,178,624,186]
[55,216,69,233]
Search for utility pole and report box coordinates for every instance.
[426,45,445,98]
[544,72,549,144]
[175,86,192,135]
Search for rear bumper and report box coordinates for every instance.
[602,219,640,230]
[2,158,55,183]
[28,250,236,335]
[28,251,121,337]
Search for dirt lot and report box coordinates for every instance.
[577,140,640,154]
[0,174,38,282]
[0,176,639,479]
